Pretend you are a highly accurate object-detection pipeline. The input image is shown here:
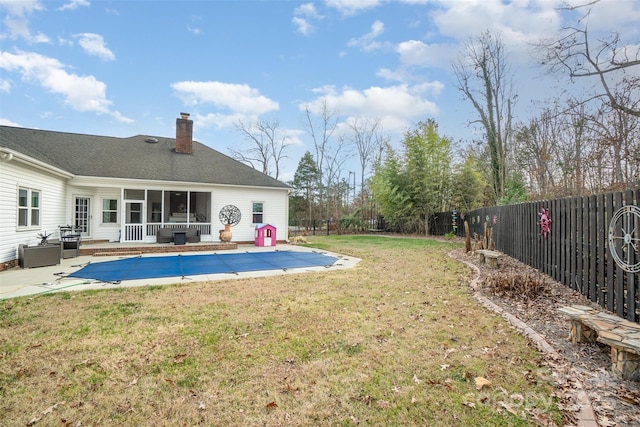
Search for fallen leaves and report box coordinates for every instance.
[498,400,519,416]
[27,401,66,426]
[455,247,640,427]
[173,353,188,364]
[265,401,278,409]
[375,400,390,409]
[475,376,492,390]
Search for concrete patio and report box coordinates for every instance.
[0,243,360,300]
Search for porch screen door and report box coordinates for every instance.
[74,197,90,237]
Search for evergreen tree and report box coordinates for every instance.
[370,120,453,234]
[451,148,491,211]
[291,151,321,230]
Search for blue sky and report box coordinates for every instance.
[1,0,639,183]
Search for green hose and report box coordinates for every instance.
[35,280,95,296]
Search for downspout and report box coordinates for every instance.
[286,188,292,242]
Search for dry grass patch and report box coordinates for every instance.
[1,235,562,426]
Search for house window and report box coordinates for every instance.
[102,199,118,223]
[252,202,264,224]
[18,187,41,228]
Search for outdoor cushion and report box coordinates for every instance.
[157,228,173,243]
[186,227,200,243]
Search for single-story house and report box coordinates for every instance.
[0,113,291,269]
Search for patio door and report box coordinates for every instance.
[74,197,91,237]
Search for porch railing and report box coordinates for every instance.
[146,223,212,236]
[124,224,143,241]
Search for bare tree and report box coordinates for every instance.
[585,87,640,189]
[345,116,388,205]
[514,108,560,197]
[302,99,348,221]
[230,119,291,180]
[303,99,339,183]
[323,140,350,221]
[537,0,640,117]
[453,31,516,202]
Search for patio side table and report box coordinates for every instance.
[173,231,187,245]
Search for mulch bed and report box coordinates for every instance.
[450,248,640,427]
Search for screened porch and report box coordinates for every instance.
[122,189,213,242]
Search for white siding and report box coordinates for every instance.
[66,186,122,242]
[212,187,289,242]
[0,160,68,265]
[1,160,290,264]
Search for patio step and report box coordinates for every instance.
[93,251,143,257]
[80,242,239,257]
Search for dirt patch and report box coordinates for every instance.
[450,248,640,427]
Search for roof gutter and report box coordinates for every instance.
[0,147,75,179]
[0,151,13,162]
[71,175,290,191]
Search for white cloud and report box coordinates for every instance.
[0,50,131,122]
[2,16,50,42]
[587,0,640,33]
[348,20,385,51]
[0,0,44,17]
[396,39,458,69]
[58,0,90,12]
[292,17,314,36]
[431,0,561,43]
[281,127,305,147]
[2,16,28,39]
[375,40,457,85]
[193,112,247,130]
[171,81,279,117]
[325,0,380,16]
[423,0,570,69]
[188,15,203,36]
[295,2,319,18]
[424,0,640,75]
[0,78,10,92]
[0,117,21,126]
[293,2,321,36]
[74,33,115,61]
[300,83,441,134]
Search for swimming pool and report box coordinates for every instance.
[68,250,339,283]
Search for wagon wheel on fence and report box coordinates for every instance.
[608,205,640,273]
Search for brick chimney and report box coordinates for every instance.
[175,112,193,154]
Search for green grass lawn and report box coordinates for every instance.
[0,235,562,426]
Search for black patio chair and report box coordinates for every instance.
[59,225,81,258]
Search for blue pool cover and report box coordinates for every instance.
[68,251,338,283]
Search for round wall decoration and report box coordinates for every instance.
[219,204,241,226]
[608,205,640,273]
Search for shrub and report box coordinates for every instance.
[481,270,547,301]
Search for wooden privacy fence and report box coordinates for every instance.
[432,189,640,323]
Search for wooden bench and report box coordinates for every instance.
[558,305,640,381]
[476,249,503,268]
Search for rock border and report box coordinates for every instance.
[450,251,599,427]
